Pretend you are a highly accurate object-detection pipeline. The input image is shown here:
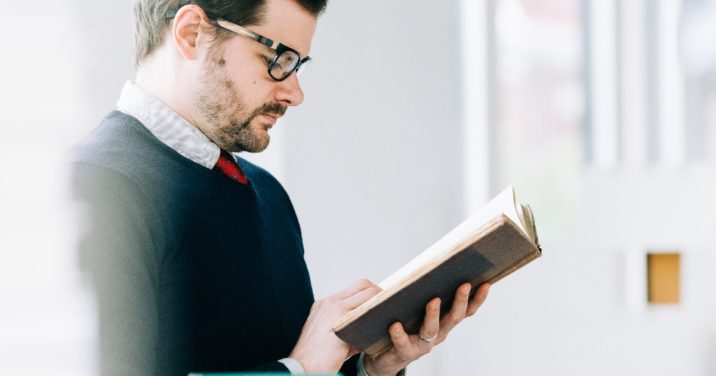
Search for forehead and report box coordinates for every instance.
[248,0,318,56]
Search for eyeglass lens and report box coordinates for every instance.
[271,50,301,80]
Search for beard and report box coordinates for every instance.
[195,45,287,153]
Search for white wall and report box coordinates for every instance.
[0,1,133,374]
[468,167,716,376]
[281,0,465,299]
[273,2,466,374]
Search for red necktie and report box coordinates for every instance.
[214,149,248,185]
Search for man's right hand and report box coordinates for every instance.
[289,279,382,373]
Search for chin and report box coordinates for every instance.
[239,135,270,153]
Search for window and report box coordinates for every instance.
[493,0,584,235]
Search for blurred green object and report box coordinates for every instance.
[188,373,342,376]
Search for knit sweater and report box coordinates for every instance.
[71,111,327,375]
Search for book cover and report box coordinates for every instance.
[332,187,541,356]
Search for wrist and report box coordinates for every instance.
[278,358,306,374]
[363,354,402,376]
[288,350,312,373]
[362,355,378,376]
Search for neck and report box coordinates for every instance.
[135,48,197,125]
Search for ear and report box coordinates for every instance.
[171,5,212,61]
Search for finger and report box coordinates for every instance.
[347,345,362,359]
[342,284,382,310]
[466,283,490,316]
[335,278,379,300]
[441,283,472,329]
[388,321,413,355]
[418,297,441,343]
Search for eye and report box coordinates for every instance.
[272,60,284,70]
[259,54,273,65]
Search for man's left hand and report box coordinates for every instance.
[362,282,491,376]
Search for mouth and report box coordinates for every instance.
[259,113,281,125]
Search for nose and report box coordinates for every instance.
[273,73,305,106]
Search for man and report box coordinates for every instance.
[71,0,491,375]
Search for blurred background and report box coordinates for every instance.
[2,0,716,374]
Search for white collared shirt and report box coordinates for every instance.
[116,81,222,169]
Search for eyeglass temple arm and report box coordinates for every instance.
[216,19,275,48]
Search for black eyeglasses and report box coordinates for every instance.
[166,8,311,82]
[215,19,311,82]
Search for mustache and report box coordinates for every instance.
[251,102,287,118]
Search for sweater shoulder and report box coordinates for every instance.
[69,111,207,186]
[71,111,170,169]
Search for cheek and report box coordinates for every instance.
[220,58,275,104]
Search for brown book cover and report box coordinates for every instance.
[331,187,541,356]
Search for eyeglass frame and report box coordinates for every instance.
[165,7,311,82]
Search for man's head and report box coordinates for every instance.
[132,0,326,153]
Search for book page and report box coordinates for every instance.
[378,186,526,290]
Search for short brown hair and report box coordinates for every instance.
[132,0,328,68]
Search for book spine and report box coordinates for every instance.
[487,246,541,284]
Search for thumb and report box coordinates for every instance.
[347,346,362,359]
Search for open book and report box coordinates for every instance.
[331,186,541,356]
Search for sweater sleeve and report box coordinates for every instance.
[74,163,163,376]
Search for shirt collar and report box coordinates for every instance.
[116,81,221,169]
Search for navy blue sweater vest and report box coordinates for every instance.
[71,111,318,375]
